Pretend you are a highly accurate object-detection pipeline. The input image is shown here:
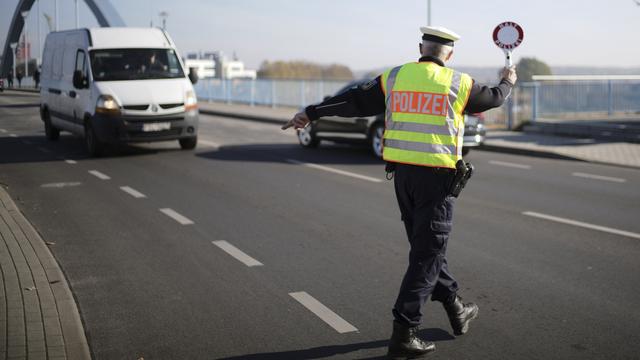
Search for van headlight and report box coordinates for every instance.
[95,95,121,115]
[185,90,198,112]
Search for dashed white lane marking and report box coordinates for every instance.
[289,292,358,334]
[120,186,147,199]
[9,134,18,138]
[523,211,640,240]
[212,240,263,267]
[199,140,221,149]
[37,147,52,153]
[65,159,77,164]
[41,182,82,188]
[286,159,382,183]
[572,172,626,183]
[159,208,194,225]
[0,129,7,133]
[88,170,110,180]
[488,160,531,169]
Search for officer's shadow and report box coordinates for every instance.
[217,328,454,360]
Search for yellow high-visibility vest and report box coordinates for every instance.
[381,62,473,169]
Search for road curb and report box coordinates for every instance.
[0,186,92,360]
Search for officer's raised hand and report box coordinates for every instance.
[281,111,310,130]
[501,66,517,85]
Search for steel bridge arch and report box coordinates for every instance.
[1,0,125,77]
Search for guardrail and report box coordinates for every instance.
[194,77,640,129]
[193,78,349,109]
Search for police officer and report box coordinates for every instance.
[283,26,517,359]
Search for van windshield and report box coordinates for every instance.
[89,48,185,81]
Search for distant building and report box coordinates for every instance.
[184,51,256,80]
[184,58,216,79]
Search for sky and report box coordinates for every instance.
[2,0,640,72]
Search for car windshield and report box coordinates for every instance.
[89,48,184,81]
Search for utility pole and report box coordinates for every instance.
[427,0,432,25]
[159,11,169,30]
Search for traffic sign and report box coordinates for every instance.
[493,21,524,66]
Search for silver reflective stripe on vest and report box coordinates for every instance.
[447,71,462,123]
[384,66,403,128]
[386,121,455,136]
[384,139,457,155]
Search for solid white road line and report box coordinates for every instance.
[286,159,382,183]
[212,240,263,267]
[572,172,626,183]
[120,186,147,199]
[289,292,358,334]
[199,140,221,149]
[41,182,82,188]
[88,170,110,180]
[159,208,194,225]
[523,211,640,240]
[488,160,532,169]
[9,134,18,138]
[65,159,77,164]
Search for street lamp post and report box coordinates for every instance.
[37,0,41,65]
[427,0,432,26]
[22,10,30,77]
[54,0,58,31]
[10,43,17,86]
[159,11,168,30]
[75,0,79,28]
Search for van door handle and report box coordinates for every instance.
[69,91,77,98]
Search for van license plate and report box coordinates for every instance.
[142,122,171,132]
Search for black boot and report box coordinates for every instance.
[387,321,436,359]
[443,295,478,336]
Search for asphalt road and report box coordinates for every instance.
[1,91,639,359]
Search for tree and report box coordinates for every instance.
[516,57,552,83]
[258,60,353,81]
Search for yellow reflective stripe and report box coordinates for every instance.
[382,147,456,168]
[384,139,457,155]
[384,129,455,146]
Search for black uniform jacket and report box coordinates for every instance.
[305,56,513,121]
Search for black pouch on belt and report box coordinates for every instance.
[448,160,475,197]
[385,162,396,180]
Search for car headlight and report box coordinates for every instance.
[95,95,121,115]
[185,90,198,112]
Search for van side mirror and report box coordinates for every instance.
[73,70,87,89]
[188,68,198,85]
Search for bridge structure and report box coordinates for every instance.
[1,0,125,78]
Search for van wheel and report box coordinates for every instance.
[43,110,60,141]
[297,126,319,148]
[84,121,103,157]
[179,136,197,150]
[370,122,384,158]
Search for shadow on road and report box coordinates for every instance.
[197,143,384,166]
[217,328,453,360]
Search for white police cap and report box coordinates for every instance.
[420,26,460,46]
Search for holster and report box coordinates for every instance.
[385,162,396,180]
[448,160,474,197]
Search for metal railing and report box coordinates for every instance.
[193,78,350,108]
[193,77,640,129]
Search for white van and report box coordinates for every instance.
[40,27,199,156]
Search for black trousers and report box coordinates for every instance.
[392,163,459,327]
